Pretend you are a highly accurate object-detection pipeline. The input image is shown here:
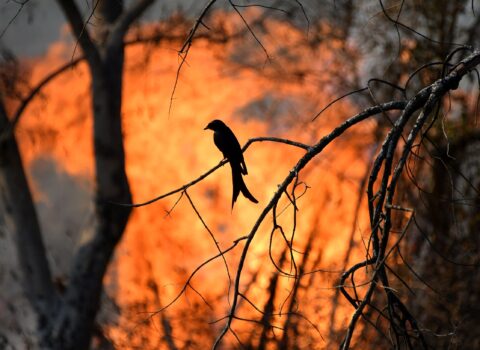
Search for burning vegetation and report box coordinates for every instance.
[1,2,480,350]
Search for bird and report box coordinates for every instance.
[204,119,258,208]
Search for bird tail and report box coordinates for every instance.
[231,163,258,208]
[240,159,248,175]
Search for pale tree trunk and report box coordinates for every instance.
[0,1,154,349]
[0,100,56,331]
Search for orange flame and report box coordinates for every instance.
[16,18,373,349]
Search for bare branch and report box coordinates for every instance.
[56,0,101,67]
[1,56,84,143]
[180,0,218,54]
[340,49,480,350]
[213,100,407,349]
[378,0,463,47]
[109,0,156,47]
[0,0,30,39]
[149,236,246,317]
[184,190,232,302]
[228,0,270,60]
[110,136,311,208]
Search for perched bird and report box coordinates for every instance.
[204,119,258,208]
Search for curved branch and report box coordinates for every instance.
[110,136,311,208]
[0,56,84,142]
[340,49,480,350]
[212,100,407,349]
[149,235,246,317]
[3,32,190,138]
[183,190,232,304]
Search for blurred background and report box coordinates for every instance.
[1,1,479,349]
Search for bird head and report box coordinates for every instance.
[204,119,227,131]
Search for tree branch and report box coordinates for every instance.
[56,0,101,67]
[212,100,407,349]
[109,0,156,47]
[340,49,480,350]
[180,0,218,54]
[110,136,310,208]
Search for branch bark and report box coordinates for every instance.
[212,100,408,349]
[340,49,480,350]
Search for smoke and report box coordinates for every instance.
[29,156,94,278]
[7,17,372,348]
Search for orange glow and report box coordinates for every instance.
[15,18,374,349]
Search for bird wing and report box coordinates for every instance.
[214,128,248,175]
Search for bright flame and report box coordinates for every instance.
[15,17,374,349]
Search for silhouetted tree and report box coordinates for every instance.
[1,1,480,349]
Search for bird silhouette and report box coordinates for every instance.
[204,119,258,208]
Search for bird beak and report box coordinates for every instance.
[204,125,209,130]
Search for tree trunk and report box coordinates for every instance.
[40,1,134,347]
[408,133,480,349]
[0,100,56,334]
[0,0,153,348]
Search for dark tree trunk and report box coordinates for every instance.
[0,0,153,348]
[40,1,137,348]
[408,133,480,349]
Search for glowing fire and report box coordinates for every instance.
[15,19,373,349]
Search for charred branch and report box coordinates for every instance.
[340,50,480,350]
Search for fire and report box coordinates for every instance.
[14,18,373,349]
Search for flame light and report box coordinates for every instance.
[15,19,375,349]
